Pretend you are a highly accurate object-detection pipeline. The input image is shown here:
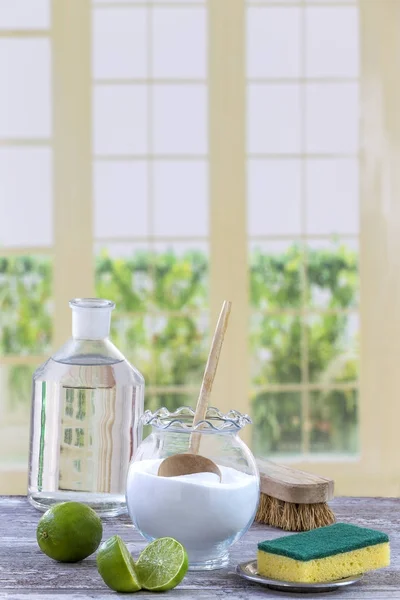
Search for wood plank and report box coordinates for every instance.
[0,497,398,598]
[6,593,400,600]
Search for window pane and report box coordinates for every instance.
[94,161,148,238]
[249,0,302,3]
[0,148,52,247]
[111,314,153,380]
[250,241,303,310]
[94,0,206,3]
[95,243,153,312]
[0,365,34,467]
[306,159,359,235]
[95,243,209,389]
[153,85,207,154]
[93,0,147,3]
[251,313,302,385]
[250,0,302,6]
[152,314,208,386]
[152,8,206,79]
[95,242,208,312]
[0,39,51,138]
[247,8,301,78]
[153,242,208,310]
[94,85,148,155]
[252,392,302,457]
[306,0,355,3]
[308,313,359,384]
[305,83,359,154]
[307,240,359,310]
[0,0,50,29]
[0,256,52,354]
[146,393,199,415]
[305,7,359,78]
[153,161,208,236]
[310,390,358,454]
[247,84,301,154]
[247,159,302,236]
[93,8,147,79]
[153,0,205,3]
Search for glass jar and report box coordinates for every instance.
[28,298,145,516]
[126,407,259,570]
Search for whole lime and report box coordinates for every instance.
[36,502,103,562]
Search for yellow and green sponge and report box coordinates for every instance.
[257,523,390,583]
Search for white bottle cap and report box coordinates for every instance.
[69,298,115,340]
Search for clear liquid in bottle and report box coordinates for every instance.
[28,299,144,516]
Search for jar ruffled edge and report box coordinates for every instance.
[141,405,252,432]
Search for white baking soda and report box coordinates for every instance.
[126,459,259,565]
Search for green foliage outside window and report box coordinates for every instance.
[0,243,358,455]
[250,244,358,456]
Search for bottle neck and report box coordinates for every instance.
[72,310,111,340]
[70,298,115,340]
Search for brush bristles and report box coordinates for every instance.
[255,493,336,532]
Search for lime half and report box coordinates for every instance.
[136,537,189,592]
[36,502,103,563]
[96,535,141,593]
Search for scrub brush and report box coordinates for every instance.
[255,459,335,532]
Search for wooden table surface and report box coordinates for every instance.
[0,496,398,599]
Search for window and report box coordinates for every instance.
[0,0,53,493]
[0,0,397,496]
[247,0,359,459]
[92,0,209,412]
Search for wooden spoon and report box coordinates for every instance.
[157,300,232,480]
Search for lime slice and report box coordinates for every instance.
[36,502,103,563]
[136,537,189,592]
[96,535,141,593]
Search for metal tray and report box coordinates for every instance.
[236,560,362,594]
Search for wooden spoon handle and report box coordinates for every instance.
[190,300,232,454]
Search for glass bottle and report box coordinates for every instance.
[126,406,259,570]
[28,298,144,516]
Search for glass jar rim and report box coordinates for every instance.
[69,298,115,310]
[141,406,252,433]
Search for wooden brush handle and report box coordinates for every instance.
[257,458,334,504]
[189,300,232,454]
